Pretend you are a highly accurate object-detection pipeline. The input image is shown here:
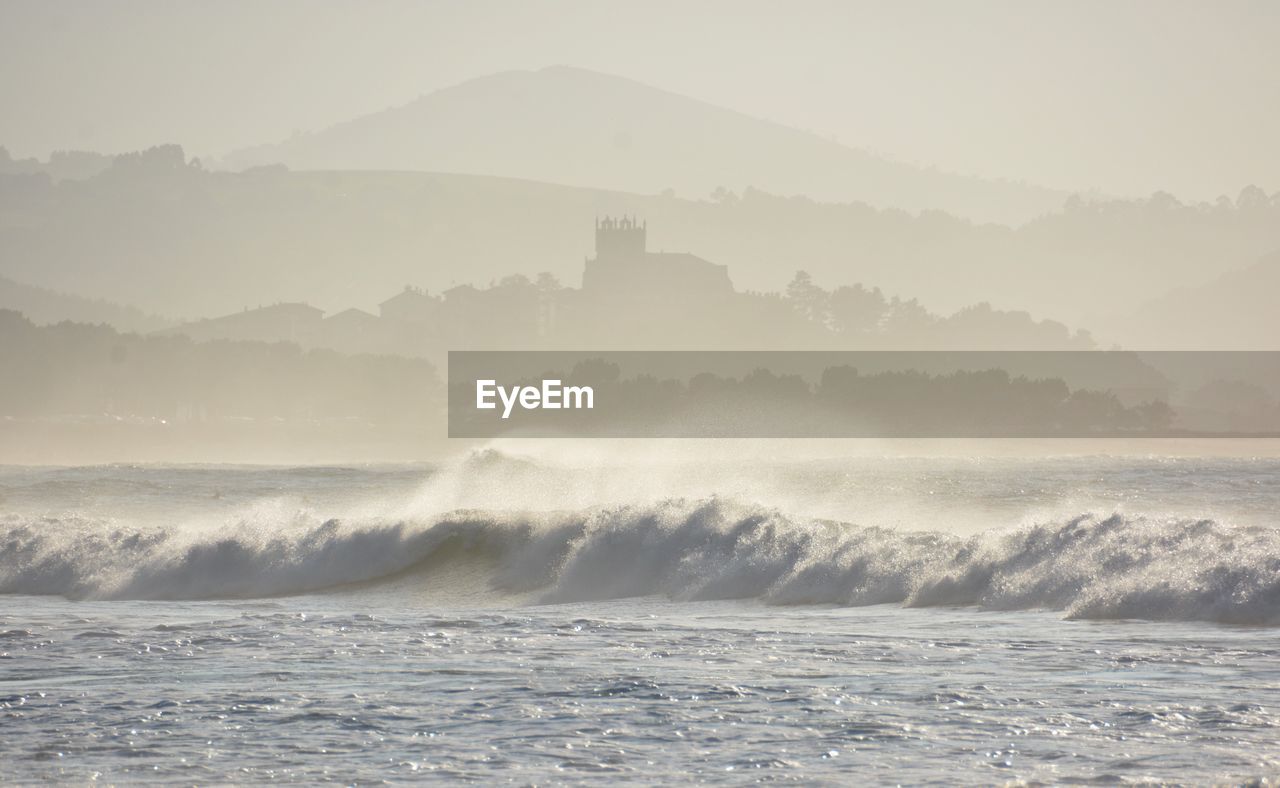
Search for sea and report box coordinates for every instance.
[2,448,1278,784]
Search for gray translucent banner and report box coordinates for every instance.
[448,351,1280,438]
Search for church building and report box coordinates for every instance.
[581,216,733,301]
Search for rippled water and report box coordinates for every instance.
[6,599,1280,784]
[2,453,1279,783]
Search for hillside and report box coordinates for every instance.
[1120,250,1280,349]
[221,66,1067,226]
[0,274,170,332]
[2,150,1278,339]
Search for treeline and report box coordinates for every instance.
[0,311,440,423]
[779,272,1094,348]
[451,360,1176,438]
[0,145,114,183]
[405,269,1095,353]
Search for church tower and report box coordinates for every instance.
[582,217,733,300]
[594,215,646,260]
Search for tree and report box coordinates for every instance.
[880,297,935,345]
[829,284,886,337]
[1134,400,1175,431]
[710,186,739,205]
[1237,185,1269,211]
[786,270,828,326]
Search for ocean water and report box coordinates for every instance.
[2,451,1279,783]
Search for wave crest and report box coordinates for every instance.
[2,501,1277,625]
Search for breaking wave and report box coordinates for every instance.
[3,499,1278,625]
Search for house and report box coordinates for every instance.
[322,307,389,354]
[379,285,438,323]
[166,302,324,345]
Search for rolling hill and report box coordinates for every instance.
[2,154,1277,341]
[221,66,1068,226]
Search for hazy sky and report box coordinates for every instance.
[1,0,1276,200]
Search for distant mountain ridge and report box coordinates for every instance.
[1120,250,1280,349]
[221,66,1070,226]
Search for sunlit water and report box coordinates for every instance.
[2,454,1278,783]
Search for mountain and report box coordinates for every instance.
[220,66,1068,226]
[0,274,170,332]
[1120,250,1280,349]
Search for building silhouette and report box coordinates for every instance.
[164,219,746,354]
[378,285,438,323]
[593,215,647,258]
[582,215,733,300]
[163,302,324,345]
[322,307,388,355]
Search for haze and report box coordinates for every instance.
[3,0,1280,464]
[2,0,1277,201]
